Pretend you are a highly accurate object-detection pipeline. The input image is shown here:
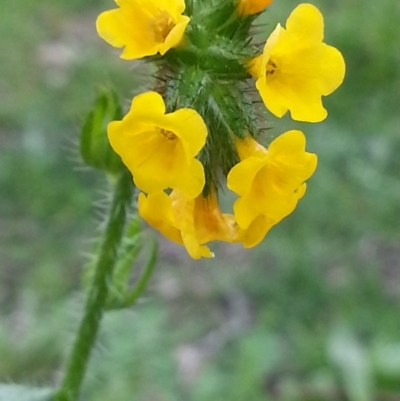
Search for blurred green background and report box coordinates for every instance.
[1,0,400,399]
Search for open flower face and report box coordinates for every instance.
[238,0,274,16]
[227,131,317,232]
[96,0,190,60]
[138,190,237,259]
[108,92,207,198]
[250,3,345,122]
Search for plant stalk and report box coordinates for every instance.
[54,170,133,401]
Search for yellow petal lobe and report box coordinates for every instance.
[138,192,182,244]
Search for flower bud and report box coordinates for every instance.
[80,89,124,175]
[238,0,273,16]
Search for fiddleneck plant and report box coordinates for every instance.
[97,0,345,259]
[51,1,345,400]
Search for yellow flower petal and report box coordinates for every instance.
[296,183,307,200]
[163,109,208,158]
[248,54,264,80]
[251,3,345,122]
[138,191,212,259]
[96,0,190,60]
[193,191,237,244]
[138,192,182,244]
[286,3,323,45]
[256,70,329,122]
[96,9,131,49]
[234,135,267,160]
[151,0,187,16]
[128,133,188,194]
[238,183,307,247]
[317,44,347,96]
[227,156,267,196]
[171,192,214,259]
[267,130,318,191]
[160,15,190,55]
[174,158,206,199]
[128,91,166,118]
[233,192,263,229]
[237,215,275,248]
[97,7,158,60]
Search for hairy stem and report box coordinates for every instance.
[54,171,133,401]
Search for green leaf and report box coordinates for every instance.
[80,88,124,175]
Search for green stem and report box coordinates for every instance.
[122,239,158,308]
[105,238,158,311]
[54,170,133,401]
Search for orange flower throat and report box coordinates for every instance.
[153,11,176,42]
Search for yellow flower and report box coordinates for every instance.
[249,3,345,122]
[138,190,237,259]
[227,131,317,245]
[108,92,207,198]
[96,0,190,60]
[238,0,274,16]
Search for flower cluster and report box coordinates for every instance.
[96,0,345,259]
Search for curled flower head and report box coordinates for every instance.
[238,0,274,16]
[249,3,346,122]
[96,0,190,60]
[108,92,207,198]
[138,190,237,259]
[227,131,317,242]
